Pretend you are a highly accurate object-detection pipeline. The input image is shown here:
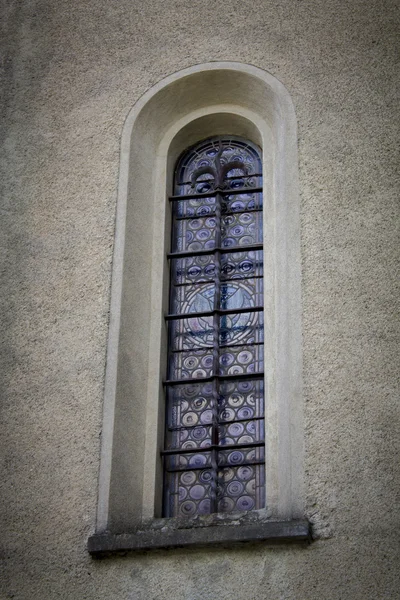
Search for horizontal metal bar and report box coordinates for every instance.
[166,416,265,431]
[164,459,266,474]
[165,305,264,321]
[168,243,263,260]
[174,207,263,222]
[172,274,264,287]
[165,464,211,473]
[169,187,263,201]
[161,441,265,456]
[164,372,264,386]
[170,341,264,354]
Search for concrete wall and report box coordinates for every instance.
[1,0,399,598]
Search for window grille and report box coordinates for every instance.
[162,137,265,517]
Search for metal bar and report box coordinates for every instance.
[172,274,264,288]
[168,243,263,259]
[174,207,263,222]
[165,305,263,321]
[161,441,265,456]
[164,464,212,473]
[167,416,265,431]
[163,372,264,386]
[163,173,178,517]
[209,190,222,513]
[164,460,266,474]
[170,341,264,354]
[169,186,263,201]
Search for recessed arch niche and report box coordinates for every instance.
[96,62,304,533]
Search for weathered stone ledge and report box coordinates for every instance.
[88,519,311,556]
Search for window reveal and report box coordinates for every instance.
[162,137,265,518]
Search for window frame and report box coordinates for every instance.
[88,63,308,554]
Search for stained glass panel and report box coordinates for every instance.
[172,255,216,285]
[163,137,265,517]
[174,196,216,219]
[170,282,215,315]
[221,190,263,213]
[169,349,214,380]
[219,344,264,376]
[173,215,217,253]
[219,379,264,421]
[217,464,265,513]
[220,312,264,346]
[221,211,263,248]
[221,250,263,280]
[170,316,214,350]
[169,312,264,352]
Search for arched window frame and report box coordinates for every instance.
[88,63,309,554]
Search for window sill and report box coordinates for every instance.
[88,515,311,556]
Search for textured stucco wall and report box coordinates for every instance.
[1,0,399,598]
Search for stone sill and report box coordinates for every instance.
[88,519,311,556]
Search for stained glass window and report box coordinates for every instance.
[162,137,265,518]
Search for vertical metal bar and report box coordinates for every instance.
[210,189,222,513]
[163,183,178,518]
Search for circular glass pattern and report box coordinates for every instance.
[192,427,207,440]
[181,471,196,486]
[182,440,197,450]
[218,497,235,512]
[189,485,206,500]
[236,496,255,511]
[198,499,211,514]
[226,481,244,497]
[237,465,254,481]
[200,409,213,424]
[228,451,244,464]
[180,501,196,516]
[237,407,253,419]
[219,467,235,482]
[220,407,235,422]
[184,356,198,370]
[238,435,253,444]
[179,487,187,501]
[193,397,207,410]
[199,470,213,484]
[228,422,244,437]
[229,393,244,408]
[188,454,208,468]
[246,479,256,494]
[182,412,198,427]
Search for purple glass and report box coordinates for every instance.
[164,137,265,517]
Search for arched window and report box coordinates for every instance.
[163,137,265,517]
[88,63,309,554]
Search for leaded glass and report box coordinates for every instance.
[163,137,265,518]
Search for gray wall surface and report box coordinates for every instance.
[1,0,399,598]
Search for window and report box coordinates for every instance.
[163,137,265,517]
[88,62,308,554]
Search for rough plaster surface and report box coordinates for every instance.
[1,0,399,598]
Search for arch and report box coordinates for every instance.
[95,62,304,535]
